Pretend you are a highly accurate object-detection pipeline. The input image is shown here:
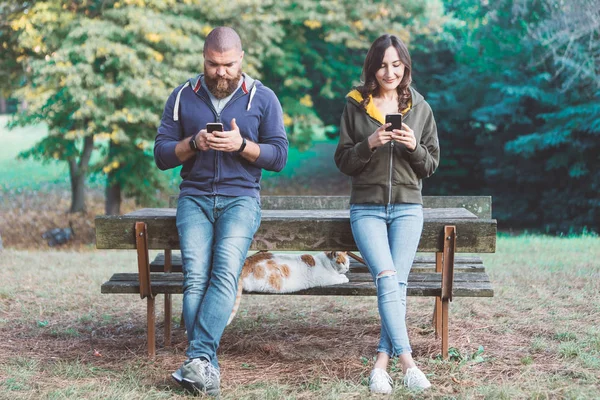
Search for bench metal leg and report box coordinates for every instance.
[441,298,449,359]
[147,297,156,357]
[433,252,443,338]
[440,225,456,359]
[164,249,172,347]
[135,222,156,358]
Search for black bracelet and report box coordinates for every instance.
[237,137,247,153]
[189,133,199,151]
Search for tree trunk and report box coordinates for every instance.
[67,135,94,213]
[105,180,122,215]
[69,160,86,213]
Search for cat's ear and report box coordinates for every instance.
[335,251,348,264]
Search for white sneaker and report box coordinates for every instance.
[369,368,393,394]
[403,367,431,390]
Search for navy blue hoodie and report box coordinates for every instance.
[154,73,288,199]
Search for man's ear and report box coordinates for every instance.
[240,50,244,62]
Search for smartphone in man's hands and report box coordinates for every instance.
[385,113,402,132]
[206,123,223,133]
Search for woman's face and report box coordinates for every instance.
[375,46,405,93]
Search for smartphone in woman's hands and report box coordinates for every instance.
[385,114,402,132]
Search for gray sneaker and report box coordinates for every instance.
[180,358,220,396]
[172,366,195,393]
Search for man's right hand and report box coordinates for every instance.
[175,129,212,162]
[195,129,211,151]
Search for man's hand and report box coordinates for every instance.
[207,118,244,152]
[195,129,211,151]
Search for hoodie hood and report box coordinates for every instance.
[173,73,259,121]
[346,86,424,124]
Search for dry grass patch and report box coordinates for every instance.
[1,235,599,398]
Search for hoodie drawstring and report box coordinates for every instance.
[173,82,190,122]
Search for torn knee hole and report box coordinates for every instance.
[376,270,396,280]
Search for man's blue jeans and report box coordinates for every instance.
[350,203,423,357]
[176,195,261,368]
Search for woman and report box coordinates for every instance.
[334,34,439,393]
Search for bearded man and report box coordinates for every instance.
[154,27,288,396]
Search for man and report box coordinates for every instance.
[154,27,288,396]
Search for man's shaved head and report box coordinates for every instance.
[204,27,243,53]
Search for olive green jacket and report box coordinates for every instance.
[334,87,440,205]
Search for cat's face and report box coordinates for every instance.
[325,251,350,274]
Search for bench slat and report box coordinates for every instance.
[101,278,494,297]
[101,272,493,297]
[148,253,486,273]
[168,195,493,219]
[96,209,496,253]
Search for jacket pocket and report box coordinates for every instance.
[351,151,387,186]
[222,152,259,184]
[392,156,419,186]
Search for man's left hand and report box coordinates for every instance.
[207,118,244,152]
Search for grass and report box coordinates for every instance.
[0,235,599,398]
[0,116,71,190]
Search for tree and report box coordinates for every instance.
[260,0,451,149]
[7,0,203,214]
[427,0,599,232]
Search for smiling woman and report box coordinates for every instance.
[334,33,440,394]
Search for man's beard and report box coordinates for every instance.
[204,70,243,99]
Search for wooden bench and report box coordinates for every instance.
[96,196,496,358]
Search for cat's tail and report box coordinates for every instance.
[227,279,244,326]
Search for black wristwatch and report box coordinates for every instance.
[189,133,199,151]
[237,137,247,153]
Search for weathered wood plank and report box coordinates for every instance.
[167,195,492,218]
[151,252,484,266]
[106,272,490,284]
[102,274,494,297]
[148,253,486,273]
[96,209,497,252]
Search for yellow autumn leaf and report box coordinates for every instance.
[146,33,161,43]
[202,25,213,37]
[352,21,364,31]
[299,94,313,108]
[303,20,322,30]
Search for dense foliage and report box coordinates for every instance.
[1,0,597,231]
[419,0,599,232]
[1,0,445,213]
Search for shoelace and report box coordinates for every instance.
[371,369,392,387]
[404,369,427,388]
[204,363,220,389]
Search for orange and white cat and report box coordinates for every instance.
[228,251,350,324]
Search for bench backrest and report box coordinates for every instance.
[169,195,492,219]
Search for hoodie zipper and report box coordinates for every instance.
[388,141,394,205]
[195,87,251,194]
[387,107,416,205]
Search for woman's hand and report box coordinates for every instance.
[391,123,417,151]
[367,123,393,150]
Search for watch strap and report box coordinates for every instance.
[189,133,199,151]
[237,137,247,153]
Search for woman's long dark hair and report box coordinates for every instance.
[356,34,412,112]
